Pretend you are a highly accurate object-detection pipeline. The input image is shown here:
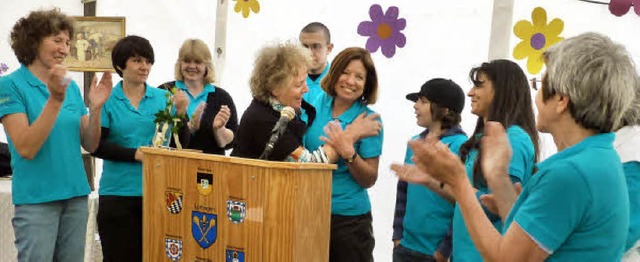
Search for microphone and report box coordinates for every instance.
[259,106,296,160]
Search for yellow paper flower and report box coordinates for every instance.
[233,0,260,18]
[513,7,564,74]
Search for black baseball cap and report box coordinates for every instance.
[406,78,465,113]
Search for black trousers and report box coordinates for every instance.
[393,244,436,262]
[329,213,375,262]
[97,196,143,262]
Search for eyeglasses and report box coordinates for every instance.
[529,77,540,91]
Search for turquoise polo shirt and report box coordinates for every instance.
[401,132,467,256]
[303,92,383,215]
[302,62,329,103]
[99,81,170,196]
[503,133,628,261]
[174,80,215,117]
[452,125,535,262]
[625,161,640,251]
[0,65,90,205]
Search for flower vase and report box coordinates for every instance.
[152,122,169,148]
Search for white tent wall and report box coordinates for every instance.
[1,1,639,261]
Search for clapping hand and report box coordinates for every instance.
[345,112,382,140]
[188,102,206,131]
[47,65,71,102]
[320,120,356,159]
[87,72,113,111]
[391,163,438,187]
[212,105,231,129]
[480,121,512,186]
[480,183,523,215]
[172,90,189,116]
[408,137,467,188]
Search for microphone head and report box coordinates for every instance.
[280,106,296,121]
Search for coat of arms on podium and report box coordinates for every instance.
[226,200,246,224]
[192,211,217,248]
[197,172,213,195]
[165,191,183,214]
[225,248,245,262]
[165,238,182,261]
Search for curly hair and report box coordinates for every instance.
[10,8,75,65]
[174,39,215,84]
[250,41,312,103]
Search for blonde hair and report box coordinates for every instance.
[250,41,312,103]
[174,39,215,83]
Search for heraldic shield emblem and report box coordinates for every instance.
[165,238,182,261]
[197,172,213,195]
[225,249,245,262]
[226,200,246,224]
[165,191,183,214]
[192,211,217,249]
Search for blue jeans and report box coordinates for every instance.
[12,196,88,262]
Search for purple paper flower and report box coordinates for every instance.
[0,63,8,77]
[357,4,406,58]
[609,0,640,16]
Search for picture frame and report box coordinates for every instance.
[65,16,126,72]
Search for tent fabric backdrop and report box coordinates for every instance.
[1,1,638,261]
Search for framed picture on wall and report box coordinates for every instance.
[65,16,125,72]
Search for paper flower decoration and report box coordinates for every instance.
[609,0,640,16]
[513,7,564,74]
[357,4,406,58]
[0,63,8,77]
[233,0,260,18]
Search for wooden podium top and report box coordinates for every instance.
[140,146,336,170]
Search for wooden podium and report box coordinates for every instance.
[140,147,335,262]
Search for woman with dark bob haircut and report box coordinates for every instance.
[0,8,112,261]
[91,35,189,261]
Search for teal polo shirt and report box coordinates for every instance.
[99,81,170,196]
[0,65,90,205]
[302,62,329,104]
[452,125,535,262]
[625,161,640,251]
[401,132,467,256]
[504,133,628,261]
[303,92,383,215]
[174,80,216,117]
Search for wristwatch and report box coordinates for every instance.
[346,152,358,163]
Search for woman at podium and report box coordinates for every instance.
[159,39,238,155]
[231,42,380,163]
